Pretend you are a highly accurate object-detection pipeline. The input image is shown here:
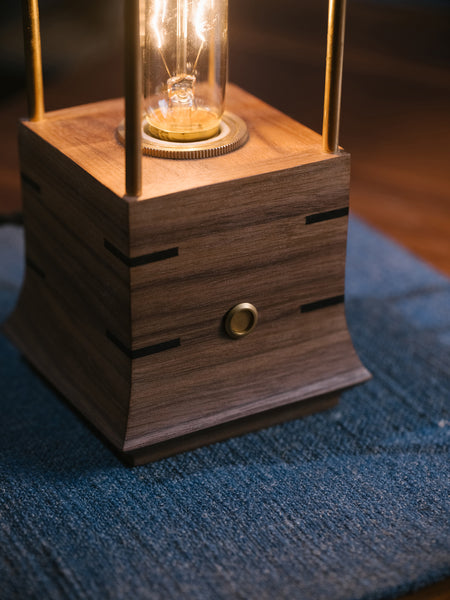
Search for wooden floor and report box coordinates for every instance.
[0,2,448,597]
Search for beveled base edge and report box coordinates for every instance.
[122,391,341,466]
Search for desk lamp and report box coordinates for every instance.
[6,0,370,464]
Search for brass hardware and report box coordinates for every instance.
[117,112,248,160]
[322,0,347,154]
[225,303,258,339]
[22,0,45,121]
[146,109,221,143]
[124,0,142,197]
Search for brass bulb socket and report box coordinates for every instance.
[117,111,248,160]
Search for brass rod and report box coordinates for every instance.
[322,0,347,153]
[21,0,45,121]
[124,0,142,197]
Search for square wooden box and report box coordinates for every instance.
[5,85,370,464]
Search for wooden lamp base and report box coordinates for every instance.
[5,85,370,465]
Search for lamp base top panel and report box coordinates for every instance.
[20,84,343,201]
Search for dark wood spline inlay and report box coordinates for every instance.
[106,331,181,359]
[26,256,46,279]
[305,207,349,225]
[104,240,179,267]
[20,172,41,194]
[300,295,345,313]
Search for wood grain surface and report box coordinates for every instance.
[399,581,450,600]
[17,85,336,200]
[4,85,369,456]
[126,392,339,466]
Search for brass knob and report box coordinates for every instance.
[224,303,258,339]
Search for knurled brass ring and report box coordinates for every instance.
[224,303,258,340]
[117,111,248,160]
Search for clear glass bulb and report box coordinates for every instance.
[143,0,228,142]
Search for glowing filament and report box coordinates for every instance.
[144,0,227,142]
[152,0,167,49]
[195,0,210,43]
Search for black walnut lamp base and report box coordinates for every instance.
[5,85,370,464]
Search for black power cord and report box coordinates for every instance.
[0,213,24,226]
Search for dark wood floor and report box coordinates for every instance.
[0,2,449,597]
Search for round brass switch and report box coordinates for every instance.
[224,303,258,339]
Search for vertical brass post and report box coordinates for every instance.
[22,0,45,121]
[322,0,347,153]
[125,0,142,197]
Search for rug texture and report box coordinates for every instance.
[0,218,449,600]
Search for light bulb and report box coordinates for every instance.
[143,0,228,142]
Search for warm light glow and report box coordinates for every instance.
[144,0,228,142]
[151,0,167,49]
[195,0,210,43]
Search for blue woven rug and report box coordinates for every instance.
[0,218,449,600]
